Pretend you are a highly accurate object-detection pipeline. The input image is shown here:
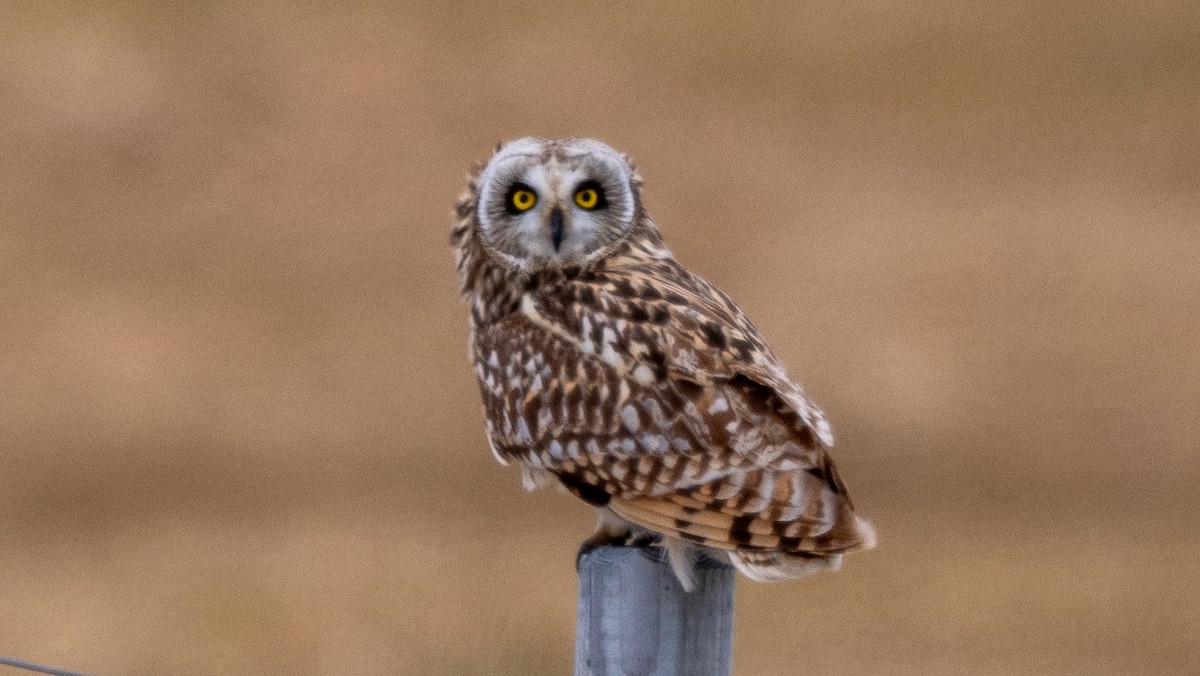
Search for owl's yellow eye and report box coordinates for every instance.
[574,188,599,210]
[510,189,537,211]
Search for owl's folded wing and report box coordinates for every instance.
[473,270,874,560]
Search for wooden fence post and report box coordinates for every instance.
[574,545,734,676]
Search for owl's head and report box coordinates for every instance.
[465,137,643,272]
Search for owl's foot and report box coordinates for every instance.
[628,532,657,548]
[576,528,632,570]
[575,529,663,570]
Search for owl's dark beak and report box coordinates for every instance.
[549,207,565,251]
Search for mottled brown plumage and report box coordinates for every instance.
[452,137,875,588]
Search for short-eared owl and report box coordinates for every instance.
[452,137,875,588]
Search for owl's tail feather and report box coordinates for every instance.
[610,496,877,555]
[823,512,879,553]
[610,495,877,585]
[729,551,843,582]
[728,512,875,582]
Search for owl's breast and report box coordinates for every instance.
[472,310,624,464]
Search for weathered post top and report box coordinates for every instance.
[575,546,735,676]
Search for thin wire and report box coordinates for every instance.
[0,655,94,676]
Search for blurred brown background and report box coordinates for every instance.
[1,2,1198,674]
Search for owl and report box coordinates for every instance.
[451,137,875,589]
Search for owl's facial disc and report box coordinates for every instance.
[476,138,636,270]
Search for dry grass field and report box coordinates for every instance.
[2,2,1198,674]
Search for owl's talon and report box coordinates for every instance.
[576,530,633,570]
[628,533,657,549]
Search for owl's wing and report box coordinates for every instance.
[474,268,874,561]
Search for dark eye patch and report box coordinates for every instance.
[573,179,608,210]
[504,182,537,214]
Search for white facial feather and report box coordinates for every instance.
[474,137,637,270]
